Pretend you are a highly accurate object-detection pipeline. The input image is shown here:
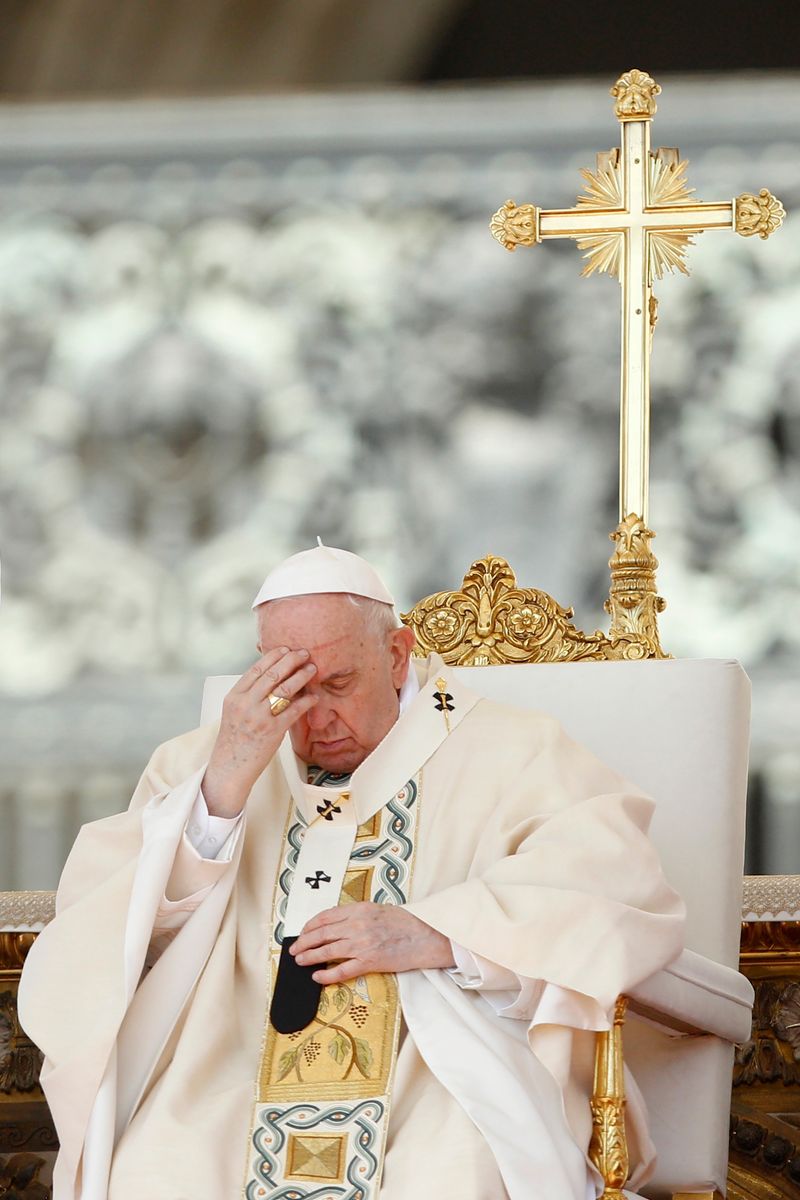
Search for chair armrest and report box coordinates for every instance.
[627,947,753,1043]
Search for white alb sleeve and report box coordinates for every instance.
[185,789,242,862]
[448,941,608,1028]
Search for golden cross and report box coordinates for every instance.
[491,68,785,526]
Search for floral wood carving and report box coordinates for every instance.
[773,983,800,1062]
[735,978,800,1087]
[731,918,800,1198]
[0,992,43,1095]
[402,552,665,665]
[0,1153,49,1200]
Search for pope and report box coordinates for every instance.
[19,544,685,1200]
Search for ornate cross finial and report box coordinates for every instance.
[610,68,661,120]
[735,189,787,240]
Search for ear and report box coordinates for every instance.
[388,625,417,690]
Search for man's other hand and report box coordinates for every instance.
[290,903,456,984]
[202,649,318,818]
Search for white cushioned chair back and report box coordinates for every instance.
[453,658,750,969]
[202,658,749,966]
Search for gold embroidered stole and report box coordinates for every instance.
[242,662,478,1200]
[244,776,419,1200]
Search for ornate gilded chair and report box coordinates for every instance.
[393,557,800,1200]
[400,552,753,1200]
[194,550,757,1200]
[1,555,797,1200]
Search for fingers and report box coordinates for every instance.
[232,647,290,695]
[291,910,348,955]
[276,692,318,727]
[231,649,319,729]
[251,649,314,699]
[259,655,317,705]
[291,906,372,977]
[294,939,350,967]
[311,959,363,985]
[301,908,349,934]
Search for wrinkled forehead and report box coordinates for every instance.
[256,593,374,655]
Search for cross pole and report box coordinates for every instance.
[491,68,784,657]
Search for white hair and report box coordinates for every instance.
[257,593,402,644]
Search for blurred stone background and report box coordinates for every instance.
[0,1,798,886]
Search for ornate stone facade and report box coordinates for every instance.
[0,77,798,886]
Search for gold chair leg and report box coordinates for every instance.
[589,995,629,1199]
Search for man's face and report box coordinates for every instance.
[256,594,415,774]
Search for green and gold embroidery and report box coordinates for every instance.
[243,776,421,1200]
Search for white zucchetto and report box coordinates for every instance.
[251,542,395,609]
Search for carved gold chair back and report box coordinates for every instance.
[401,546,666,665]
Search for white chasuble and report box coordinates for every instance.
[244,674,478,1199]
[18,653,686,1200]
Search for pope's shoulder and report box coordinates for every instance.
[460,690,565,752]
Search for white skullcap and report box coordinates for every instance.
[252,541,395,609]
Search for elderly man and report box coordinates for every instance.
[20,545,684,1200]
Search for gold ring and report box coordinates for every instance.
[268,693,291,716]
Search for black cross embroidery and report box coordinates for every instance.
[316,798,342,821]
[305,870,331,890]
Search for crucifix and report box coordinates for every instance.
[491,68,784,657]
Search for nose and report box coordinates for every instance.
[305,694,335,731]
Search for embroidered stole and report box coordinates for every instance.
[242,667,476,1200]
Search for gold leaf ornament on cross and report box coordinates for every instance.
[735,189,787,240]
[609,68,661,120]
[490,67,785,527]
[490,200,539,251]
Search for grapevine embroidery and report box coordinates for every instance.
[274,980,375,1084]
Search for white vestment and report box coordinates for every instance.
[19,655,685,1200]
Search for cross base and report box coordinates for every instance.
[605,514,668,660]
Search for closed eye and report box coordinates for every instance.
[323,673,356,694]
